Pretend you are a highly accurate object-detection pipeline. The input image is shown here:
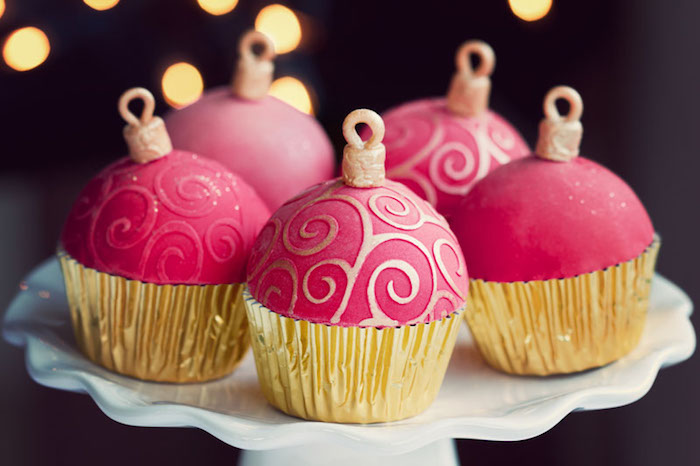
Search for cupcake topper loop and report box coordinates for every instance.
[447,40,495,117]
[119,87,173,164]
[535,86,583,162]
[232,30,276,100]
[342,109,386,188]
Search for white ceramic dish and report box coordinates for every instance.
[3,258,695,458]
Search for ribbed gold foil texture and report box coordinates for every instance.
[244,290,463,423]
[58,252,250,382]
[465,239,660,375]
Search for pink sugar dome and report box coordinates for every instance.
[246,110,469,327]
[61,88,270,285]
[360,41,529,218]
[452,86,655,282]
[165,30,335,212]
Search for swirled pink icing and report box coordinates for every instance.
[61,150,270,285]
[164,89,335,212]
[451,156,655,282]
[246,178,469,327]
[360,98,529,218]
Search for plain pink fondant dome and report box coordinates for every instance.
[451,156,654,282]
[165,88,335,211]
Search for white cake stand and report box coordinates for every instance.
[3,258,696,466]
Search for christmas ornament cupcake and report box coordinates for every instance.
[59,88,270,382]
[244,109,468,423]
[165,30,335,211]
[452,86,659,375]
[362,41,529,218]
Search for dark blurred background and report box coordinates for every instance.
[1,1,698,465]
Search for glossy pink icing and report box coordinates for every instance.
[61,150,270,285]
[246,178,469,327]
[360,97,530,219]
[164,89,336,211]
[451,156,655,282]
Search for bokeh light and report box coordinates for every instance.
[255,4,302,54]
[197,0,238,16]
[161,62,204,108]
[0,0,5,20]
[269,77,313,115]
[83,0,120,11]
[3,27,51,72]
[508,0,552,22]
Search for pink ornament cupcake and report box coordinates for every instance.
[165,30,335,212]
[244,109,468,423]
[361,41,530,219]
[452,86,660,375]
[59,88,270,382]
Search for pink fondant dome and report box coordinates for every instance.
[451,86,654,282]
[246,110,468,327]
[164,32,335,212]
[62,151,270,285]
[360,41,529,218]
[61,88,269,286]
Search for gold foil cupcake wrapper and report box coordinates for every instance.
[465,238,660,375]
[58,252,250,383]
[244,290,463,423]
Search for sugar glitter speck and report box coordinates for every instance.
[609,192,616,198]
[38,290,50,299]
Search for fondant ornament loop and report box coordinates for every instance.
[232,30,276,100]
[535,85,584,162]
[447,40,495,117]
[119,87,173,164]
[342,109,386,188]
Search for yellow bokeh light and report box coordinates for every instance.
[161,62,204,108]
[255,4,302,54]
[0,0,5,20]
[83,0,120,11]
[509,0,552,21]
[197,0,238,16]
[269,77,313,115]
[3,27,50,72]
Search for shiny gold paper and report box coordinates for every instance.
[465,238,660,375]
[58,252,250,382]
[244,290,463,423]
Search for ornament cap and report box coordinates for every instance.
[342,109,386,188]
[446,40,495,117]
[535,86,584,162]
[231,30,276,100]
[119,87,173,164]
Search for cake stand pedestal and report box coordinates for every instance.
[3,258,695,466]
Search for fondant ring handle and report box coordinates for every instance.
[239,30,276,62]
[455,40,495,78]
[342,109,386,188]
[343,109,385,149]
[543,86,583,123]
[119,87,156,127]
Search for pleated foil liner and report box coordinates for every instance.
[465,237,661,376]
[244,290,463,424]
[58,252,250,383]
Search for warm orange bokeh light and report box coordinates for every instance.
[161,62,204,108]
[255,4,302,54]
[508,0,552,22]
[0,0,5,20]
[197,0,239,16]
[269,77,313,115]
[3,27,51,71]
[83,0,120,11]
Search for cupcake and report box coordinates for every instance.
[165,30,335,211]
[452,86,659,375]
[244,109,469,423]
[360,40,529,219]
[59,88,270,382]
